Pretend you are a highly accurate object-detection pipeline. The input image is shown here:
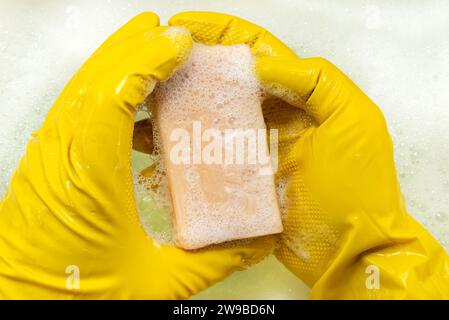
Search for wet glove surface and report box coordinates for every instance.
[0,12,273,299]
[169,11,449,299]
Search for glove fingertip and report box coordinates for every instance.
[129,12,160,29]
[153,26,193,81]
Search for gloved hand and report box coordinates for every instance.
[0,12,273,299]
[169,11,449,299]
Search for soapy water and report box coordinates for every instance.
[133,106,175,245]
[1,0,449,299]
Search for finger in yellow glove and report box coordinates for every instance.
[169,11,449,299]
[0,12,273,299]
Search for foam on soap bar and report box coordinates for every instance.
[152,43,283,249]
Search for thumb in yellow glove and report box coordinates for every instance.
[169,11,449,299]
[0,12,273,299]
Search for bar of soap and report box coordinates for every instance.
[153,43,283,249]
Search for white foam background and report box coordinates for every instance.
[1,0,448,298]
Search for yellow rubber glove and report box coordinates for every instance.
[169,11,449,299]
[0,12,273,299]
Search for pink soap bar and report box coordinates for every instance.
[153,43,283,249]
